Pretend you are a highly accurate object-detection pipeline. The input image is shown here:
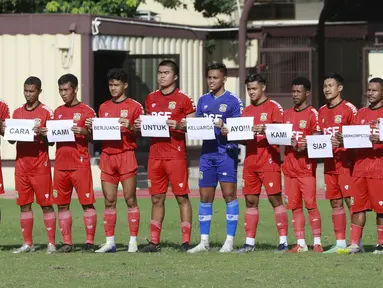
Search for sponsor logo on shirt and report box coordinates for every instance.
[334,115,342,124]
[168,101,176,110]
[219,104,227,112]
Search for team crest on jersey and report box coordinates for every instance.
[334,115,342,124]
[34,118,41,127]
[260,113,268,121]
[73,113,81,121]
[168,101,176,110]
[219,104,227,112]
[120,110,128,118]
[53,190,58,198]
[299,120,307,129]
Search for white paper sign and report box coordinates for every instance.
[227,117,254,141]
[265,124,293,145]
[4,119,35,142]
[140,115,170,138]
[306,135,333,158]
[380,118,383,141]
[92,118,121,140]
[342,125,372,148]
[186,117,215,140]
[46,120,75,143]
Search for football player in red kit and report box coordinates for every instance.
[0,99,10,193]
[90,69,143,253]
[11,77,56,254]
[282,77,323,253]
[51,74,97,253]
[136,60,196,252]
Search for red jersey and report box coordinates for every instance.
[282,105,321,177]
[318,100,358,174]
[98,97,144,155]
[352,105,383,179]
[242,98,283,172]
[145,88,196,160]
[54,102,96,170]
[13,103,53,175]
[0,100,10,122]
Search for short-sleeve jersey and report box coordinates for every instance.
[282,105,321,178]
[54,102,96,170]
[241,98,283,172]
[352,105,383,179]
[98,98,144,155]
[196,91,243,157]
[13,102,53,175]
[145,88,196,160]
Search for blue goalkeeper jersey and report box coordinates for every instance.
[196,90,243,157]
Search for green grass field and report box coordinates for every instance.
[0,198,382,287]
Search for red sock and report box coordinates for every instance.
[104,209,117,237]
[332,207,346,240]
[292,208,305,240]
[308,208,322,238]
[150,220,162,244]
[128,207,140,237]
[377,225,383,245]
[274,205,288,237]
[43,212,56,245]
[58,210,73,245]
[350,224,363,245]
[20,211,33,246]
[244,207,259,238]
[84,209,97,244]
[181,222,191,244]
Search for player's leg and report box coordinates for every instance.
[262,171,288,252]
[301,176,323,252]
[118,151,140,252]
[71,167,97,252]
[165,159,192,251]
[32,173,57,253]
[285,176,308,253]
[235,169,261,253]
[52,170,74,253]
[187,157,217,254]
[95,153,119,253]
[14,175,36,253]
[339,177,369,254]
[138,159,168,253]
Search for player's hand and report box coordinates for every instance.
[291,135,298,148]
[252,124,265,134]
[221,126,229,136]
[40,127,48,137]
[134,119,141,130]
[180,118,187,130]
[119,118,131,130]
[71,126,88,135]
[166,119,178,129]
[331,135,341,148]
[370,134,380,144]
[33,126,42,135]
[300,137,307,149]
[213,119,224,128]
[85,118,93,129]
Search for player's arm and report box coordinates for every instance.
[122,103,144,135]
[0,103,10,137]
[169,94,196,132]
[296,110,321,151]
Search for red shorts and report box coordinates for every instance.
[15,173,52,206]
[350,177,383,214]
[52,167,95,206]
[148,159,189,195]
[284,176,317,210]
[242,169,282,195]
[325,173,352,200]
[99,150,138,185]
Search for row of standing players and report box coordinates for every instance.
[1,60,382,255]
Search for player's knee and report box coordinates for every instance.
[152,194,166,206]
[20,204,32,212]
[41,205,54,213]
[125,197,137,208]
[245,195,258,208]
[268,194,283,208]
[82,204,95,211]
[330,198,343,209]
[58,204,70,212]
[223,193,237,203]
[176,194,190,206]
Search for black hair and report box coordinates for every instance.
[58,74,78,89]
[324,72,344,86]
[245,73,266,85]
[24,76,42,90]
[292,77,311,91]
[369,77,383,86]
[107,68,128,83]
[206,62,227,76]
[158,60,179,76]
